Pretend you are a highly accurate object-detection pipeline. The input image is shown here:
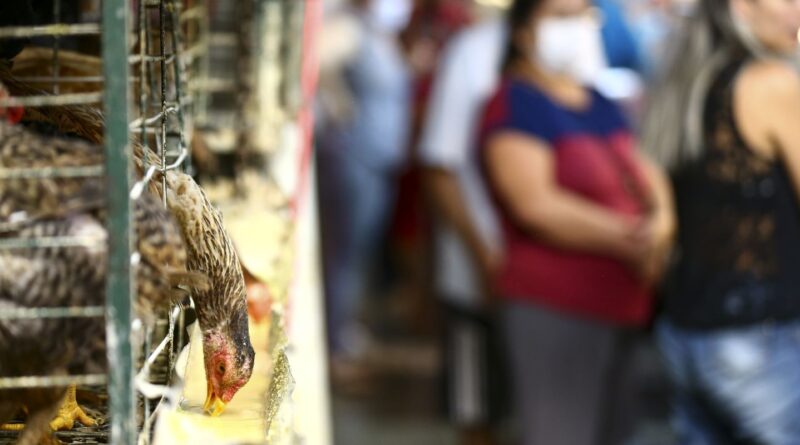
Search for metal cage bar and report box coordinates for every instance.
[0,374,107,390]
[102,0,136,444]
[0,23,101,38]
[0,92,102,107]
[0,306,105,320]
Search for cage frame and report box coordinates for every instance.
[0,0,207,443]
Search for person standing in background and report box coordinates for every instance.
[420,0,649,442]
[315,0,412,385]
[381,0,473,334]
[595,0,644,73]
[479,0,675,443]
[644,0,800,441]
[417,9,506,445]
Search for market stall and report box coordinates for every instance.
[0,1,328,444]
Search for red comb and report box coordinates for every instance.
[0,86,24,125]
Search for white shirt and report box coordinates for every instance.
[418,19,505,307]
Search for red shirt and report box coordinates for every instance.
[480,79,653,326]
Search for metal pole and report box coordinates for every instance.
[159,0,170,208]
[102,0,136,444]
[52,0,61,95]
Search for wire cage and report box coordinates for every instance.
[0,0,318,442]
[0,0,208,444]
[131,2,211,443]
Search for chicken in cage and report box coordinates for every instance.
[0,1,257,444]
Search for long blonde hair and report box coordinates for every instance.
[642,0,755,170]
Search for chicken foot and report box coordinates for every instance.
[48,385,95,431]
[0,385,94,435]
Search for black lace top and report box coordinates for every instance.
[665,60,800,329]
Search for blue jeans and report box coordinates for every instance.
[317,146,397,355]
[657,320,800,445]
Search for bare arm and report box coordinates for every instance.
[635,151,676,245]
[484,132,644,261]
[759,65,800,200]
[634,151,676,284]
[418,28,501,284]
[424,167,497,271]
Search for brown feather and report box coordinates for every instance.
[0,57,254,423]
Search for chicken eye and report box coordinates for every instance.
[217,363,226,375]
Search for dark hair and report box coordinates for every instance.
[642,0,757,170]
[501,0,544,73]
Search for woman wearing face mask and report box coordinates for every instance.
[644,0,800,441]
[478,0,675,443]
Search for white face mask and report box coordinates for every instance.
[368,0,413,33]
[533,15,608,84]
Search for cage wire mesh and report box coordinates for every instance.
[0,0,310,442]
[129,0,207,443]
[0,3,110,444]
[0,0,208,444]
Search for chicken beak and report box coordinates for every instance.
[204,382,226,417]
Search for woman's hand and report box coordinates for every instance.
[474,242,502,307]
[629,151,677,287]
[607,215,652,268]
[486,133,668,260]
[628,212,674,286]
[607,213,672,286]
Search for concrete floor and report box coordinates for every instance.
[330,340,677,445]
[332,373,457,445]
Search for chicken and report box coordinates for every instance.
[0,213,108,445]
[0,73,256,416]
[10,47,103,95]
[0,116,204,444]
[157,171,255,415]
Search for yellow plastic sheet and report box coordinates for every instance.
[153,319,272,445]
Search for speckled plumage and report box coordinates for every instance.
[0,67,253,345]
[0,215,108,445]
[0,120,200,444]
[0,66,255,414]
[0,121,199,315]
[128,145,254,408]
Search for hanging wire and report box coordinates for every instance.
[128,53,176,64]
[160,0,169,209]
[139,0,150,178]
[129,2,200,443]
[168,0,190,165]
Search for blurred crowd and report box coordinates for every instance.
[314,0,800,444]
